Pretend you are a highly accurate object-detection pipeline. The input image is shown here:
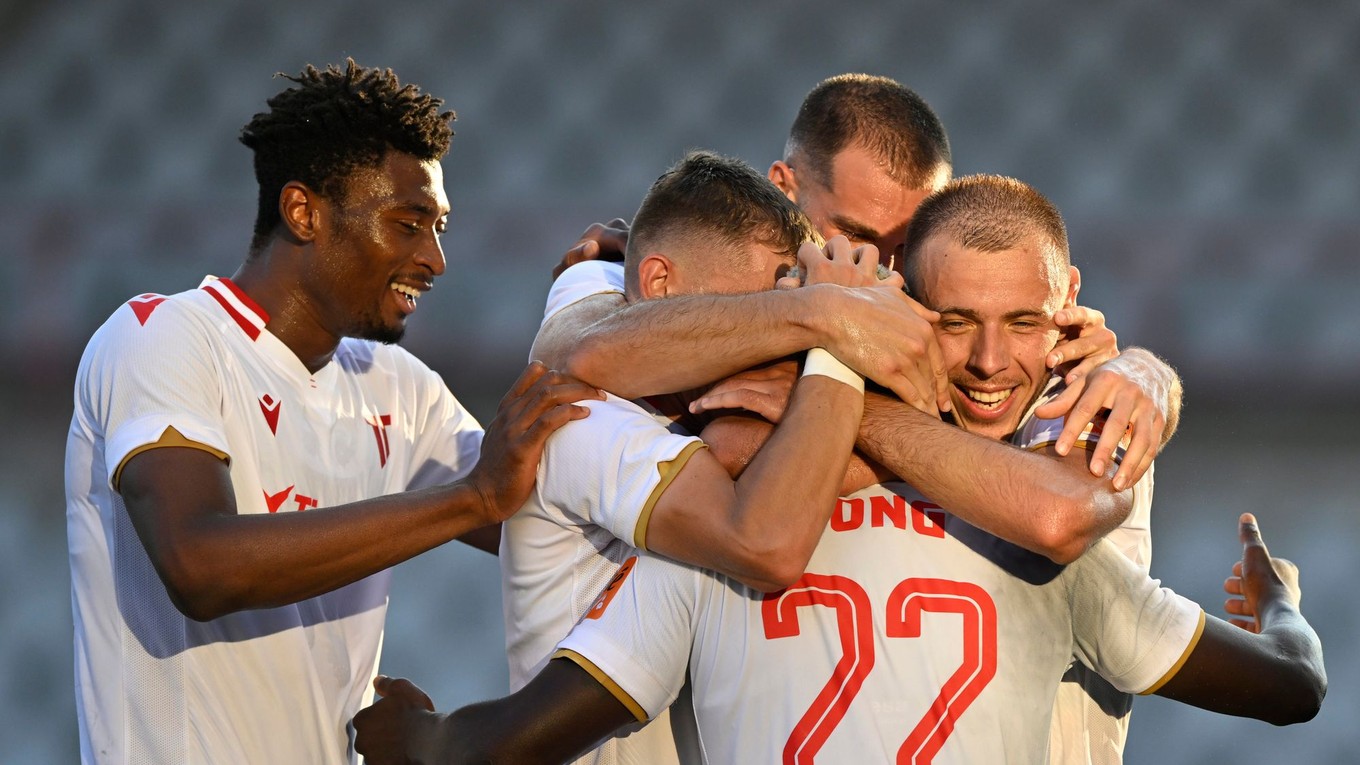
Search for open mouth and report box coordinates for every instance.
[391,282,422,313]
[956,385,1014,413]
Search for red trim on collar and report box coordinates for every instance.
[201,278,269,340]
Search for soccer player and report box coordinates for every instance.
[503,150,923,763]
[64,60,599,764]
[543,74,1179,762]
[351,176,1325,764]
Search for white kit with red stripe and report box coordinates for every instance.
[557,481,1203,765]
[65,276,484,764]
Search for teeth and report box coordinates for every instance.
[963,388,1012,408]
[391,283,420,303]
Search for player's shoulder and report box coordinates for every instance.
[88,284,221,349]
[543,260,626,323]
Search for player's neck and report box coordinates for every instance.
[231,256,341,374]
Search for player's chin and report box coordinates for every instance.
[356,317,407,346]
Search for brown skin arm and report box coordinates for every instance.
[120,363,600,621]
[1153,514,1325,725]
[354,662,634,765]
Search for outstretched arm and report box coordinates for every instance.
[1152,513,1325,725]
[121,363,600,621]
[354,664,632,765]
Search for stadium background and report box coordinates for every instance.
[2,1,1357,761]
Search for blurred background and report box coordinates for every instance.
[3,1,1357,761]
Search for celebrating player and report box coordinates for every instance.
[541,75,1178,761]
[64,60,599,764]
[352,176,1325,764]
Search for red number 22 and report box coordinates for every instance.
[762,575,997,764]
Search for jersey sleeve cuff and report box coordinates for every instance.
[1138,609,1207,696]
[552,649,650,723]
[109,422,230,490]
[632,440,707,550]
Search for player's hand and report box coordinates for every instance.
[552,219,630,282]
[688,359,799,422]
[353,675,440,764]
[1035,354,1167,490]
[1223,513,1301,633]
[788,238,948,416]
[466,362,603,524]
[1047,306,1119,385]
[790,236,905,289]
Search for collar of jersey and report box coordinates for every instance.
[199,276,269,340]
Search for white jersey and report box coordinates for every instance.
[502,259,696,765]
[1015,378,1156,764]
[66,277,484,765]
[550,259,1161,762]
[558,481,1202,765]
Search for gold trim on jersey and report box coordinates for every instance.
[1138,609,1207,695]
[552,648,649,723]
[633,440,707,551]
[113,425,230,491]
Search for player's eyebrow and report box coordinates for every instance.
[936,306,1050,322]
[828,214,881,242]
[394,201,449,219]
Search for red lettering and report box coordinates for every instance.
[831,498,864,532]
[910,501,946,538]
[293,494,319,512]
[870,494,908,530]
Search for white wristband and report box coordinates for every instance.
[802,348,865,393]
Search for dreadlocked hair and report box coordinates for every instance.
[239,58,455,253]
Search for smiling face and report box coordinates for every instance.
[916,232,1078,441]
[312,150,450,344]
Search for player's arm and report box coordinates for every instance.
[353,665,632,765]
[539,241,949,414]
[120,363,600,621]
[1148,514,1325,725]
[644,358,862,592]
[854,397,1132,563]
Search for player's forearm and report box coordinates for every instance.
[1113,347,1182,446]
[1254,601,1328,721]
[858,395,1128,563]
[435,659,634,763]
[1158,613,1325,725]
[722,376,863,590]
[140,481,494,621]
[563,289,828,398]
[703,414,887,494]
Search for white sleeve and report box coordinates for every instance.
[537,393,704,548]
[1067,540,1205,694]
[541,260,626,326]
[555,552,701,721]
[402,355,485,490]
[79,298,230,485]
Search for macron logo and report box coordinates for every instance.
[263,485,318,513]
[128,295,166,325]
[258,394,281,435]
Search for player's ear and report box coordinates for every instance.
[1065,265,1081,308]
[636,253,677,299]
[279,181,323,244]
[768,161,798,203]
